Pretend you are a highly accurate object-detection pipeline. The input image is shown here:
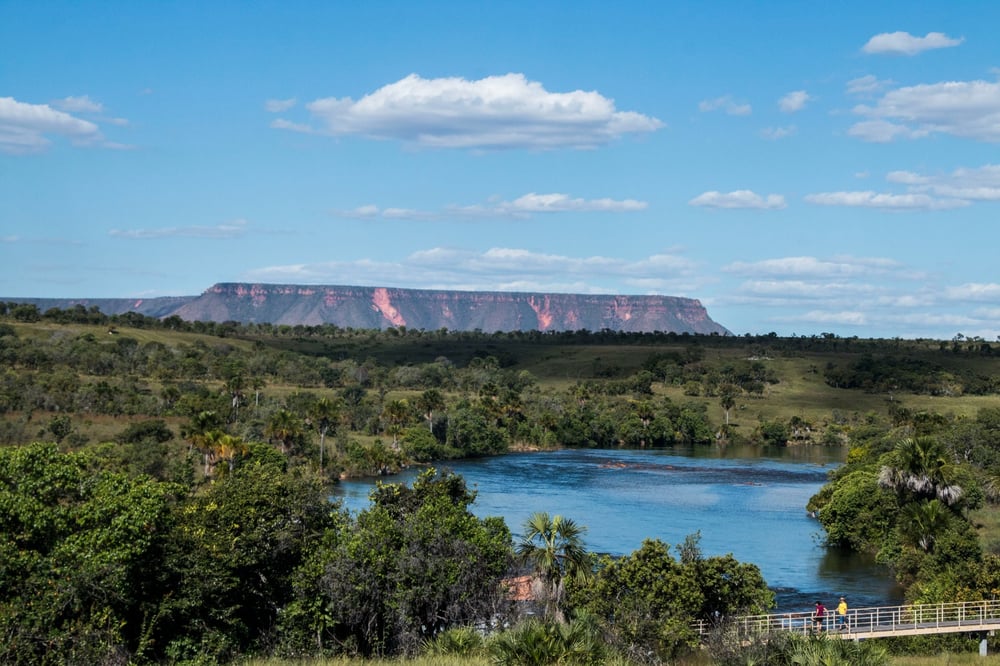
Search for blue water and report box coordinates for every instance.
[332,446,902,612]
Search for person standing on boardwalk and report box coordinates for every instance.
[813,600,826,631]
[837,596,849,631]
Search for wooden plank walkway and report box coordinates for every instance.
[694,600,1000,640]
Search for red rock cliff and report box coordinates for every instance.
[171,283,730,334]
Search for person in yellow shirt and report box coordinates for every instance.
[837,596,849,631]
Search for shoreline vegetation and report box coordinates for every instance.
[2,305,1000,663]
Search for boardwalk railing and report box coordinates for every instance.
[693,599,1000,640]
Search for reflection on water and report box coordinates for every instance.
[332,446,902,612]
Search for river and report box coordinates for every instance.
[331,445,902,613]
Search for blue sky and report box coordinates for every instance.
[2,1,999,339]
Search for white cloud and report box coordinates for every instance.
[333,193,648,219]
[888,164,1000,201]
[779,90,813,113]
[797,310,869,325]
[738,280,879,298]
[724,256,890,279]
[944,283,1000,301]
[496,193,647,214]
[885,170,929,185]
[689,190,786,210]
[698,95,752,116]
[109,219,249,239]
[270,118,314,133]
[273,73,664,150]
[264,97,297,113]
[245,246,699,292]
[862,31,963,56]
[850,80,1000,143]
[973,306,1000,319]
[804,190,968,210]
[846,119,924,142]
[760,125,796,140]
[0,96,102,154]
[846,75,894,95]
[54,95,104,113]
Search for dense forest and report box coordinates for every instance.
[2,302,1000,664]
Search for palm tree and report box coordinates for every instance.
[515,512,590,623]
[266,408,303,455]
[900,499,951,552]
[212,432,248,476]
[309,397,340,471]
[182,410,223,476]
[878,436,963,505]
[382,399,411,449]
[415,389,445,433]
[226,374,246,422]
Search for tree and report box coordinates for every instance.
[156,449,333,663]
[0,443,178,665]
[516,512,590,623]
[382,398,411,448]
[46,414,73,442]
[226,374,246,422]
[266,408,304,454]
[719,383,739,427]
[899,499,952,552]
[415,388,445,432]
[182,409,223,476]
[282,469,512,657]
[573,538,702,661]
[878,436,964,506]
[309,396,341,470]
[573,536,773,663]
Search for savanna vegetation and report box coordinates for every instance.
[3,303,1000,664]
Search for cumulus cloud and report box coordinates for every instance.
[264,97,297,112]
[760,125,796,140]
[244,246,698,293]
[850,80,1000,143]
[779,90,813,113]
[333,193,648,219]
[689,190,786,210]
[804,190,968,210]
[862,31,964,56]
[846,75,894,95]
[0,96,103,154]
[109,219,249,239]
[54,95,104,113]
[796,310,869,325]
[887,164,1000,200]
[724,256,898,279]
[944,282,1000,301]
[0,96,132,154]
[271,73,663,150]
[698,95,752,116]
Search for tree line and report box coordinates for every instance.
[0,442,787,665]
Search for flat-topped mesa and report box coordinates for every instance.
[171,283,730,334]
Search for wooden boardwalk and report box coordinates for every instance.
[694,600,1000,640]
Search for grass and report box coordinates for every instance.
[245,657,488,666]
[249,649,1000,664]
[891,655,1000,665]
[970,506,1000,554]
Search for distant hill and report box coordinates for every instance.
[5,283,731,335]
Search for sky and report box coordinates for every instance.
[2,1,1000,339]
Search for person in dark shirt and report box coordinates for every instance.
[813,600,826,631]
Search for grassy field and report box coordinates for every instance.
[891,655,1000,665]
[8,320,1000,450]
[242,650,1000,665]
